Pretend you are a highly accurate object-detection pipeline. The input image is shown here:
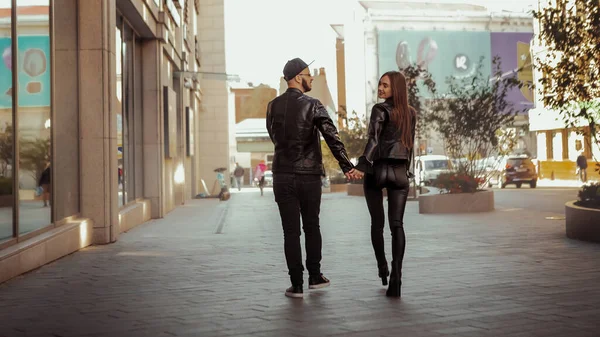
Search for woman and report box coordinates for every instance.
[352,71,415,297]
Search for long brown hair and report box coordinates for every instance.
[380,71,414,149]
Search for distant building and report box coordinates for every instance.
[528,0,599,181]
[229,83,277,181]
[331,1,534,156]
[231,84,277,124]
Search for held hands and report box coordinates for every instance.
[345,168,364,181]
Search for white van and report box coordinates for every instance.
[414,155,453,186]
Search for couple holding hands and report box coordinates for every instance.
[267,58,415,299]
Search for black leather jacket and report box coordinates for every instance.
[267,88,353,175]
[356,99,416,173]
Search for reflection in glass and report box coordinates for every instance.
[0,1,14,241]
[117,17,136,207]
[116,18,123,207]
[18,0,51,234]
[123,24,134,205]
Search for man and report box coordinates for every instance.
[576,151,588,183]
[267,58,355,298]
[233,162,244,191]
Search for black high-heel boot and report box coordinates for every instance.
[378,264,389,286]
[386,261,401,297]
[386,226,405,297]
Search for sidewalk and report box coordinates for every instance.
[1,190,599,337]
[537,178,598,188]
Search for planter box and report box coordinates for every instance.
[419,189,494,214]
[347,183,420,198]
[565,201,600,243]
[330,183,348,193]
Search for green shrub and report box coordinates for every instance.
[577,182,600,208]
[432,172,483,194]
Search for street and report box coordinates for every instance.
[1,187,599,337]
[493,187,578,214]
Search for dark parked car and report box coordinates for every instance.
[498,156,538,188]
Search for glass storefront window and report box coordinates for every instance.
[0,0,14,242]
[17,0,51,235]
[123,23,134,205]
[116,17,123,207]
[0,0,53,242]
[116,14,136,207]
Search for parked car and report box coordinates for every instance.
[490,155,538,188]
[415,155,453,186]
[474,156,506,188]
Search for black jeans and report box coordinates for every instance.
[273,173,323,286]
[363,159,410,271]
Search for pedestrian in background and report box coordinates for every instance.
[38,162,51,207]
[576,151,588,183]
[233,162,245,191]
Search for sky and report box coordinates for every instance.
[0,0,48,7]
[224,0,353,97]
[224,0,538,104]
[2,0,538,103]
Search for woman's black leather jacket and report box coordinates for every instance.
[355,99,415,174]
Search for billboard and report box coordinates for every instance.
[0,35,51,109]
[491,32,534,113]
[378,30,492,96]
[378,30,534,114]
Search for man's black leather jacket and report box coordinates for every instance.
[267,88,353,175]
[355,99,416,173]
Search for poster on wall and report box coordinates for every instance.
[0,35,51,109]
[490,32,534,114]
[378,30,492,97]
[163,86,177,158]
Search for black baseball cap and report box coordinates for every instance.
[283,58,314,81]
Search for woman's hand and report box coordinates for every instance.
[347,168,364,180]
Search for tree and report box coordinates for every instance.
[0,123,13,177]
[400,64,437,151]
[428,56,525,183]
[533,0,600,175]
[20,137,50,182]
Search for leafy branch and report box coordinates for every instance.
[428,56,526,182]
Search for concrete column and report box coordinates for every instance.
[141,39,164,219]
[197,0,230,191]
[78,0,119,244]
[53,0,80,221]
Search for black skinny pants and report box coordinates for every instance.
[273,173,323,286]
[363,159,410,269]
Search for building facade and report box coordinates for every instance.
[230,83,277,183]
[0,0,229,283]
[528,0,600,180]
[332,1,535,156]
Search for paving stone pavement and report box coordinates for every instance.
[1,188,600,337]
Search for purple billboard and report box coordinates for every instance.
[490,32,534,114]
